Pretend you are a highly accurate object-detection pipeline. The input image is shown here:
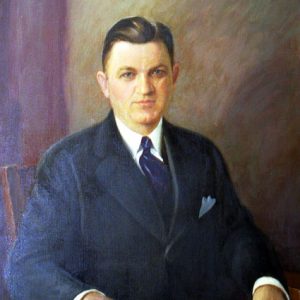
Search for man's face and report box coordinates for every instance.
[97,41,179,134]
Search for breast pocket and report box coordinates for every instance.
[198,195,217,219]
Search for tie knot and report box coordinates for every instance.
[141,136,153,151]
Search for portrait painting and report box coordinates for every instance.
[0,1,299,299]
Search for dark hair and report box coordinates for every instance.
[102,16,174,70]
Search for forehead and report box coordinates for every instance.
[105,41,171,72]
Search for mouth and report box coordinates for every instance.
[135,99,156,107]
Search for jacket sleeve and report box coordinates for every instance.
[211,145,288,298]
[5,149,94,300]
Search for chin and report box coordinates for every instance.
[134,112,161,127]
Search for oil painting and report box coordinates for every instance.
[0,1,299,299]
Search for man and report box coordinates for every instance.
[6,17,289,300]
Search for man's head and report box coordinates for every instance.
[102,16,175,72]
[97,17,179,135]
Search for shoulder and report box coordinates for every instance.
[163,119,221,156]
[163,119,229,176]
[37,121,104,175]
[45,122,101,156]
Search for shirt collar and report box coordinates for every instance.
[115,116,163,158]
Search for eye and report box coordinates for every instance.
[151,68,166,78]
[120,71,135,80]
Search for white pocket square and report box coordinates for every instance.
[198,196,216,218]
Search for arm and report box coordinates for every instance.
[211,146,289,299]
[5,149,96,299]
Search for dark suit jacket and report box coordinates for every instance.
[5,112,286,299]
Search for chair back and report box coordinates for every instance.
[0,164,36,300]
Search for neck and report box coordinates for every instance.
[118,118,160,136]
[131,123,158,136]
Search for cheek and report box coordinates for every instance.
[156,79,173,96]
[109,81,135,101]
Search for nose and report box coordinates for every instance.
[137,74,154,95]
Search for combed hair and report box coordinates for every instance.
[102,16,174,70]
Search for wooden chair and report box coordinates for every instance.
[0,164,36,300]
[290,288,300,300]
[0,164,36,243]
[286,271,300,300]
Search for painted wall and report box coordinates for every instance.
[0,0,68,167]
[64,0,300,271]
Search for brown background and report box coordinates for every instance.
[1,0,299,290]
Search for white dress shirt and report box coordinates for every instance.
[115,116,164,165]
[74,117,289,300]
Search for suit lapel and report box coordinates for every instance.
[94,112,165,243]
[163,121,203,243]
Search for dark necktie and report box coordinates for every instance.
[139,136,170,196]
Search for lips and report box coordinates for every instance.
[135,99,155,105]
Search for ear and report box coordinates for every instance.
[172,63,179,84]
[96,71,110,98]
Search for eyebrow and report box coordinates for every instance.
[149,64,168,71]
[117,66,136,73]
[117,64,169,73]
